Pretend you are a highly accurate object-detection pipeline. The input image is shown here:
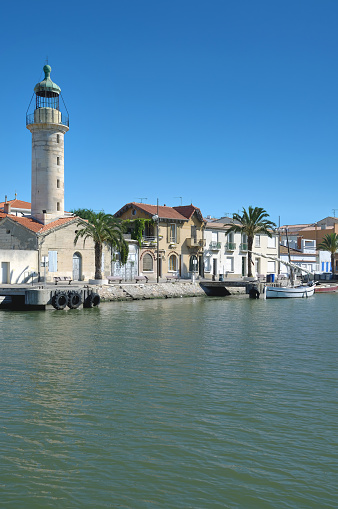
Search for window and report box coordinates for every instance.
[212,231,218,242]
[169,223,176,243]
[57,157,60,165]
[169,254,177,271]
[57,179,60,188]
[255,235,261,247]
[191,226,197,242]
[143,253,153,272]
[56,134,60,143]
[268,236,277,248]
[267,261,276,273]
[57,202,60,211]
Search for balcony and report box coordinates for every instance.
[240,243,248,251]
[209,241,221,250]
[187,238,205,249]
[141,236,159,247]
[225,242,236,251]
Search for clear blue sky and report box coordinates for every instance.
[1,0,337,225]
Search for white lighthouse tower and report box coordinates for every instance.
[26,65,69,224]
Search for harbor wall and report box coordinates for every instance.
[97,281,248,301]
[98,282,206,301]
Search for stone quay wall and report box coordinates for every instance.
[97,281,206,301]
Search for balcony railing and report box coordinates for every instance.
[209,241,221,250]
[225,242,236,251]
[141,235,163,247]
[141,236,157,247]
[240,243,248,251]
[26,112,69,127]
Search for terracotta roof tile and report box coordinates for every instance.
[173,205,204,221]
[0,199,31,209]
[115,202,188,221]
[0,213,76,233]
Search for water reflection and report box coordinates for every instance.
[0,296,337,508]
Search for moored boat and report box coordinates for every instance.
[314,283,338,293]
[265,285,315,298]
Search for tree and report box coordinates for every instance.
[70,208,96,220]
[318,233,338,277]
[227,206,276,277]
[74,211,128,280]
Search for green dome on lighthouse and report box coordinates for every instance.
[34,65,61,97]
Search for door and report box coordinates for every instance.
[213,258,217,277]
[199,255,203,277]
[72,253,82,281]
[1,262,10,283]
[242,257,246,276]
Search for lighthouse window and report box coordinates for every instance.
[57,179,60,188]
[57,134,60,143]
[57,202,60,211]
[57,157,60,165]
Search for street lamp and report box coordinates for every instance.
[152,198,160,283]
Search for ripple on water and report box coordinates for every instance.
[0,296,337,508]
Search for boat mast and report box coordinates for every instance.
[285,227,294,287]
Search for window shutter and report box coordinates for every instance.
[177,225,180,243]
[167,224,170,243]
[48,251,58,272]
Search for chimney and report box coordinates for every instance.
[4,196,11,214]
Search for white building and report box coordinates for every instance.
[203,217,279,279]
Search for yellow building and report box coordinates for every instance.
[114,202,206,279]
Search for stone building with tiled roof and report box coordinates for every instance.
[0,211,108,283]
[115,202,206,279]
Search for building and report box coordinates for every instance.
[204,217,279,279]
[114,202,205,279]
[279,218,336,275]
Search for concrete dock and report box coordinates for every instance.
[0,283,99,310]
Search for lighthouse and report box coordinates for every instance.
[26,65,69,224]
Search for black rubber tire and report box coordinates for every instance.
[67,291,82,309]
[91,293,100,307]
[84,293,101,308]
[52,292,68,310]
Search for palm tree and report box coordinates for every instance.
[227,206,276,277]
[70,208,95,220]
[74,211,128,280]
[318,233,338,278]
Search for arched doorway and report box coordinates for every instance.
[73,252,82,281]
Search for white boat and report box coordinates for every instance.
[265,285,315,299]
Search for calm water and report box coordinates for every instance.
[0,295,337,508]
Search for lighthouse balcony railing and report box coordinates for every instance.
[26,112,69,127]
